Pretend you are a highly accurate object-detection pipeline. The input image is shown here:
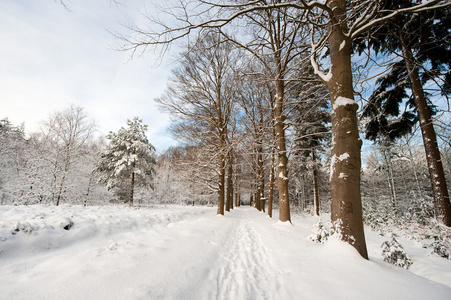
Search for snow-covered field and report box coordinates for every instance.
[1,204,450,299]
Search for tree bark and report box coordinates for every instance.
[227,151,234,211]
[218,150,225,215]
[312,147,320,216]
[268,146,275,218]
[401,37,451,226]
[129,170,135,207]
[56,149,71,206]
[325,0,368,259]
[256,143,264,212]
[56,173,66,206]
[274,78,291,222]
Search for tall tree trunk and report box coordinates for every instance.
[225,168,230,213]
[260,149,265,213]
[218,150,225,215]
[401,37,451,226]
[56,173,66,206]
[235,177,240,207]
[274,78,291,222]
[312,147,320,216]
[382,147,397,212]
[129,149,136,207]
[227,151,233,211]
[256,143,264,212]
[301,174,306,211]
[325,0,368,259]
[56,152,71,206]
[129,170,135,207]
[268,146,275,218]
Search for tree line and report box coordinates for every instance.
[119,0,450,258]
[0,108,155,207]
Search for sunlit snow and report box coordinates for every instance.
[1,205,450,299]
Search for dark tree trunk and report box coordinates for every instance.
[324,0,368,259]
[218,152,225,215]
[274,78,290,222]
[401,37,451,226]
[129,170,135,207]
[268,146,275,218]
[227,151,234,211]
[312,147,320,216]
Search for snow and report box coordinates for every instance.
[278,171,288,181]
[310,49,332,83]
[339,40,346,51]
[337,152,350,161]
[323,71,333,82]
[333,96,357,111]
[1,205,451,299]
[330,153,350,181]
[338,172,348,179]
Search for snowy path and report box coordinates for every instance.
[208,214,282,299]
[1,205,451,299]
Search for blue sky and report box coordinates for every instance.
[0,0,178,152]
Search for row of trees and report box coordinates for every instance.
[120,0,451,258]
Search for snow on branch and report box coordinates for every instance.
[350,0,451,39]
[310,24,331,83]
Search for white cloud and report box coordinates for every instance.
[0,0,177,152]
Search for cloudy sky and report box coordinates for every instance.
[0,0,177,152]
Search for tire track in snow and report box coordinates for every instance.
[209,215,283,299]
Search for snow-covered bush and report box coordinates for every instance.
[381,237,413,269]
[308,219,330,244]
[428,224,451,260]
[406,195,435,226]
[362,196,396,236]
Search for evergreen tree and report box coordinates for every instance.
[97,117,156,206]
[358,0,451,226]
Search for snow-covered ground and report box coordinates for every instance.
[1,204,450,299]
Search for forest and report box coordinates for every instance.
[1,0,451,285]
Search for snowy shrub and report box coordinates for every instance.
[406,195,435,225]
[308,219,330,244]
[362,198,395,236]
[428,224,451,260]
[381,237,413,269]
[430,239,451,260]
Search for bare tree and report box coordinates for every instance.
[32,105,95,206]
[156,33,239,215]
[236,69,275,214]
